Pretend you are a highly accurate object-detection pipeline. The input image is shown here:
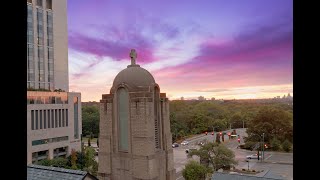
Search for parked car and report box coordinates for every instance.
[172,143,179,148]
[181,141,189,146]
[246,154,262,159]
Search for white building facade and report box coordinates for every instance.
[27,0,81,164]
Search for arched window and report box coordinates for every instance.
[118,87,129,151]
[154,87,160,149]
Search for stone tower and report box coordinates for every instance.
[97,50,176,180]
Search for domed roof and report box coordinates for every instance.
[112,65,155,89]
[111,49,156,92]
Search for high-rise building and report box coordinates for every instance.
[27,0,82,164]
[198,96,205,101]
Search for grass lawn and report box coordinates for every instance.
[83,137,98,143]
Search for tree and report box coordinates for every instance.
[271,137,281,151]
[188,142,237,171]
[82,106,100,137]
[88,138,91,147]
[182,160,208,180]
[84,147,98,176]
[246,107,293,144]
[71,149,78,169]
[282,139,292,152]
[51,157,68,168]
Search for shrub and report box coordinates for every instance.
[51,157,68,168]
[271,138,281,151]
[36,159,52,166]
[182,160,208,180]
[282,139,292,152]
[242,169,246,171]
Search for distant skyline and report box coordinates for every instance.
[67,0,293,102]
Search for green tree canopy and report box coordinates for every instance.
[188,142,237,171]
[246,107,293,143]
[182,160,209,180]
[82,106,100,137]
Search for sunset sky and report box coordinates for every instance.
[67,0,293,102]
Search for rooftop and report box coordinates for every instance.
[27,164,98,180]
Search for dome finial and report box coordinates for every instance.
[130,49,137,65]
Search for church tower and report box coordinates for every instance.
[97,50,176,180]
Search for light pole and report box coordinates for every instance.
[249,133,264,162]
[246,160,249,171]
[262,133,265,161]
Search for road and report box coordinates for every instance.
[173,128,293,180]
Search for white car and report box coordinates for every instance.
[246,154,262,159]
[181,141,189,146]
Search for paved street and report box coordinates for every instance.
[173,128,293,180]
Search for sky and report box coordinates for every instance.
[67,0,293,102]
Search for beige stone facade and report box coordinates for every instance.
[27,91,82,164]
[98,59,175,179]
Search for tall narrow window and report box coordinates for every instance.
[66,109,68,126]
[46,0,52,9]
[62,109,65,127]
[35,110,39,130]
[47,110,50,128]
[118,88,129,151]
[55,109,58,128]
[44,110,46,129]
[74,97,79,139]
[154,87,160,149]
[37,0,42,7]
[59,109,61,127]
[51,109,54,128]
[31,110,34,130]
[39,110,43,129]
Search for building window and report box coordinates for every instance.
[37,9,44,45]
[36,0,42,7]
[46,0,52,10]
[32,139,49,146]
[44,110,46,129]
[39,110,43,129]
[27,5,33,44]
[118,88,129,151]
[55,109,58,128]
[154,87,161,149]
[62,109,65,127]
[51,109,54,128]
[35,110,38,130]
[47,110,50,128]
[59,109,61,127]
[47,12,53,47]
[66,109,68,126]
[31,110,35,130]
[74,97,79,139]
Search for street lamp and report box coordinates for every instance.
[248,133,265,162]
[245,160,249,171]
